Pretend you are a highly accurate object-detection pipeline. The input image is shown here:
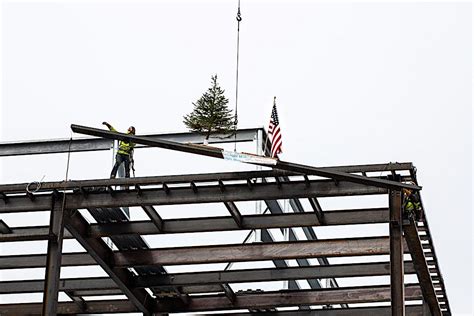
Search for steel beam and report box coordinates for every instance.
[0,179,387,213]
[113,237,401,267]
[42,193,66,316]
[141,205,163,232]
[135,261,417,288]
[0,262,417,294]
[0,208,389,241]
[0,300,138,316]
[208,305,425,316]
[0,237,409,270]
[63,209,155,315]
[0,252,95,269]
[404,221,442,316]
[0,128,259,157]
[0,162,413,194]
[0,298,425,316]
[389,188,405,315]
[70,124,420,191]
[153,285,423,313]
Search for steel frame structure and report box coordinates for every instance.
[0,127,450,315]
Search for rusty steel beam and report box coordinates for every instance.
[113,237,403,267]
[0,237,410,270]
[0,179,386,214]
[209,305,425,316]
[0,262,418,295]
[135,261,417,288]
[0,300,138,316]
[153,285,423,313]
[42,194,66,316]
[0,208,389,242]
[404,221,442,316]
[0,299,425,316]
[70,124,420,191]
[0,162,414,195]
[389,188,405,315]
[0,252,95,269]
[63,209,155,315]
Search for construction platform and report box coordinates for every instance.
[0,127,450,315]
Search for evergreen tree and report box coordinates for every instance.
[183,75,235,141]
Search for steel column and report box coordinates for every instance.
[42,193,66,316]
[389,187,405,316]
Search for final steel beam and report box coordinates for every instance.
[70,124,420,191]
[0,128,259,157]
[0,179,387,213]
[0,208,389,241]
[113,237,403,267]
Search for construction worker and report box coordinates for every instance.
[102,122,136,179]
[403,184,422,221]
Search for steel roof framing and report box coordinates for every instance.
[0,129,450,315]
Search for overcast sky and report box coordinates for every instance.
[1,1,472,314]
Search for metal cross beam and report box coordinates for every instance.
[70,124,421,191]
[0,208,389,242]
[112,237,404,267]
[0,179,387,213]
[153,285,423,313]
[0,262,417,294]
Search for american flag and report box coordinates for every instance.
[268,97,283,158]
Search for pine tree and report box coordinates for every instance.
[183,75,235,142]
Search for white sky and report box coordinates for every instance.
[0,0,472,314]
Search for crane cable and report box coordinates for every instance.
[234,0,242,152]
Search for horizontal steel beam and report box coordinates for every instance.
[0,252,96,269]
[0,169,294,194]
[154,285,423,312]
[0,208,389,242]
[135,261,417,288]
[0,162,413,194]
[0,295,423,316]
[0,300,138,315]
[0,128,259,157]
[71,124,420,191]
[0,237,409,269]
[0,262,417,294]
[113,237,404,267]
[0,179,386,213]
[208,305,425,316]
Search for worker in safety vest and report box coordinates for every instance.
[102,122,136,178]
[403,185,422,221]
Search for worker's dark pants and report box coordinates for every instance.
[110,153,131,178]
